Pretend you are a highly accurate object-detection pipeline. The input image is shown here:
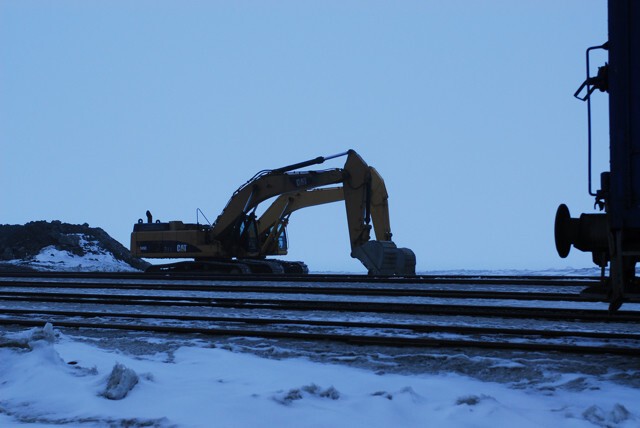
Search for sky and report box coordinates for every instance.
[0,1,611,272]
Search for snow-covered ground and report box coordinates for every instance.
[5,235,138,272]
[0,324,638,428]
[418,267,604,277]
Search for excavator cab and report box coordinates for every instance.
[236,214,260,256]
[236,212,289,256]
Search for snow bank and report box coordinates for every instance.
[0,221,148,271]
[0,325,638,427]
[6,235,139,272]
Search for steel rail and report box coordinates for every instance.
[2,307,639,341]
[0,282,591,301]
[0,271,600,286]
[1,291,639,322]
[0,278,590,290]
[0,317,636,356]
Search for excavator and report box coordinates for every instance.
[130,150,416,275]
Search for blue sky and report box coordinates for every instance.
[1,1,609,272]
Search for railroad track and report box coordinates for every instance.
[1,273,638,356]
[1,288,640,320]
[0,282,595,300]
[1,311,638,356]
[3,306,640,341]
[0,270,601,286]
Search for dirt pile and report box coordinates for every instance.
[0,221,149,272]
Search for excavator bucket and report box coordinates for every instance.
[351,240,416,276]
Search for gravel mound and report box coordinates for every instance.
[0,220,149,272]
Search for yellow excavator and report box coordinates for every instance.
[130,150,416,275]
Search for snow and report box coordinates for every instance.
[5,235,138,272]
[419,267,604,277]
[0,324,638,427]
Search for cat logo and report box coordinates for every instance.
[295,177,308,187]
[177,244,187,252]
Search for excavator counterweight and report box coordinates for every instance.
[130,150,416,275]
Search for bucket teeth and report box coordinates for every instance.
[351,240,416,276]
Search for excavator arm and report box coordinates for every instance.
[342,154,415,275]
[253,151,416,275]
[257,187,345,255]
[210,155,348,241]
[256,152,392,247]
[257,187,345,237]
